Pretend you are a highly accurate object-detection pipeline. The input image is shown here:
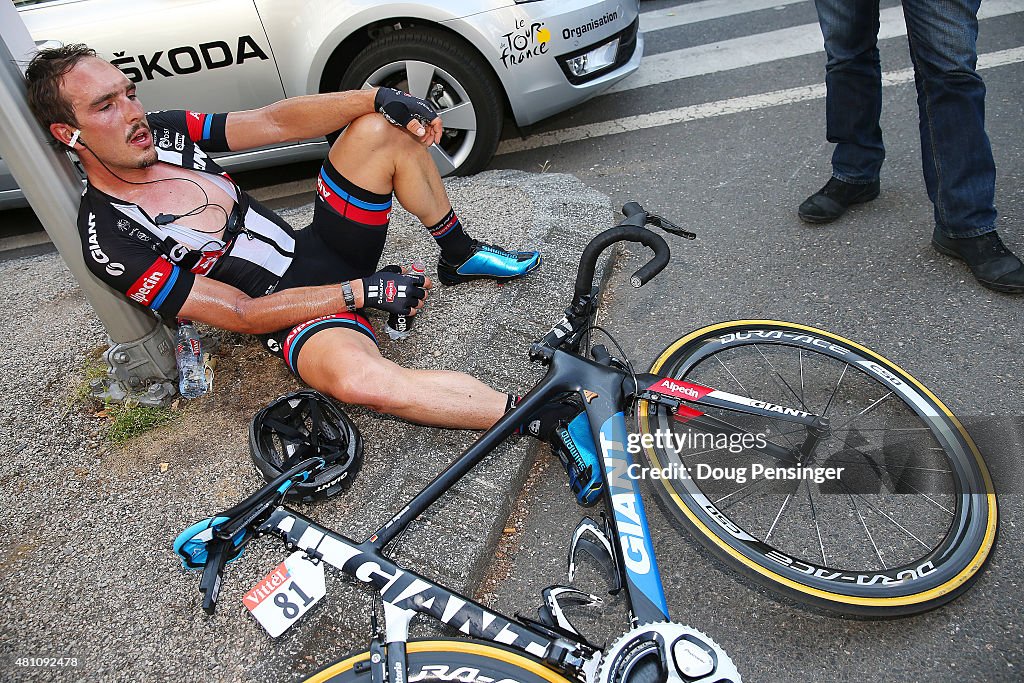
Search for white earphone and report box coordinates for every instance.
[67,129,81,148]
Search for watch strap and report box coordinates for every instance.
[341,280,356,312]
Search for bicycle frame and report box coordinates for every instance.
[252,341,824,680]
[256,348,655,679]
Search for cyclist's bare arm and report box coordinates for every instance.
[176,276,365,334]
[223,89,443,150]
[222,90,379,150]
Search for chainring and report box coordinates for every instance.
[598,622,742,683]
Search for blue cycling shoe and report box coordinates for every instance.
[437,240,541,285]
[552,411,604,507]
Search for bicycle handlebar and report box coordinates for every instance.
[573,203,670,299]
[621,201,645,218]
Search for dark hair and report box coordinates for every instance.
[25,44,97,131]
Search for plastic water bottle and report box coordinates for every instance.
[175,319,208,398]
[386,260,425,341]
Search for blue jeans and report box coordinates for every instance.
[814,0,997,238]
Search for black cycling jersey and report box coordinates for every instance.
[78,110,298,318]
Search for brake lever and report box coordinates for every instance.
[647,213,696,240]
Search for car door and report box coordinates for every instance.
[18,0,286,116]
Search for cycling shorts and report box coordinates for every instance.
[259,159,392,381]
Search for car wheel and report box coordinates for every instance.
[341,27,503,176]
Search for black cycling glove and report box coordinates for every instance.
[361,266,427,316]
[374,87,438,130]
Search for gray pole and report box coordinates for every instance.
[0,3,176,405]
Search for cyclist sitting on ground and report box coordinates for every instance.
[26,45,601,501]
[25,44,549,432]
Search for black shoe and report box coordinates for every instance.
[798,177,880,224]
[931,230,1024,294]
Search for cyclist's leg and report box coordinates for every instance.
[322,114,540,282]
[295,326,507,430]
[303,639,572,683]
[327,112,451,227]
[638,320,996,616]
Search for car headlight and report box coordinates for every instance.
[564,38,620,78]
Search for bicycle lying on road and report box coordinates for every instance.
[175,202,997,683]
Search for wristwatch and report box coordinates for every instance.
[341,280,356,312]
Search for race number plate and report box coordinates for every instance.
[244,552,326,637]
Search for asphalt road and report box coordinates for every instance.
[485,1,1023,682]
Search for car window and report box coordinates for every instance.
[14,1,58,6]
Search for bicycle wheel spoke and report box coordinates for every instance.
[890,479,954,516]
[838,480,932,552]
[823,457,952,477]
[819,364,848,419]
[832,427,935,433]
[846,491,887,570]
[714,475,772,508]
[753,344,810,412]
[714,354,750,395]
[832,392,896,433]
[765,492,793,542]
[804,477,827,566]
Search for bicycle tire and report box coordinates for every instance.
[302,639,575,683]
[638,320,997,616]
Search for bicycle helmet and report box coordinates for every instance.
[249,390,363,503]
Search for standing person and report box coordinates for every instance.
[798,0,1022,293]
[24,45,545,430]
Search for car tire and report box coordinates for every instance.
[340,27,503,177]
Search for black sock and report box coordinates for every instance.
[428,209,473,264]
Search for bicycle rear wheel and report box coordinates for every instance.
[638,320,997,616]
[303,639,574,683]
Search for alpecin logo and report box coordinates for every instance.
[656,378,706,400]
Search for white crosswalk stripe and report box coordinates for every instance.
[496,46,1024,155]
[612,0,1024,94]
[639,0,808,33]
[497,0,1024,156]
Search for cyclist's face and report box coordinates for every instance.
[57,57,156,171]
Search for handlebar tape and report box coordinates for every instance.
[573,225,670,299]
[621,201,645,218]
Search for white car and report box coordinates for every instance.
[2,0,643,208]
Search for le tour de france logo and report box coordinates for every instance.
[500,18,552,69]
